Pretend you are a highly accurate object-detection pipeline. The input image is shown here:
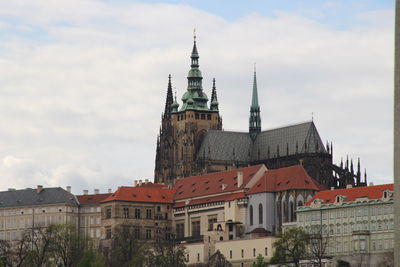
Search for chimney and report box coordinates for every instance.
[346,184,353,189]
[145,179,149,184]
[8,188,15,191]
[36,185,43,193]
[83,190,88,195]
[221,184,227,191]
[134,180,138,187]
[94,189,99,194]
[139,180,143,186]
[330,187,335,190]
[369,182,374,186]
[66,186,71,193]
[108,188,112,193]
[237,172,243,188]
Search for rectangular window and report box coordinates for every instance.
[105,207,111,219]
[123,207,129,218]
[208,217,217,231]
[105,227,111,239]
[146,229,152,239]
[134,228,140,239]
[207,114,211,120]
[135,208,141,219]
[146,209,152,219]
[201,114,205,120]
[195,113,199,120]
[176,223,185,239]
[192,221,200,237]
[241,249,244,258]
[197,253,200,262]
[265,247,268,256]
[230,250,232,259]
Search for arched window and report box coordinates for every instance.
[259,203,263,224]
[250,205,253,226]
[289,202,294,222]
[297,200,303,207]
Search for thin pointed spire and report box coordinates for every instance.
[164,74,173,118]
[210,78,219,111]
[249,65,261,139]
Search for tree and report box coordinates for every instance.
[336,259,351,267]
[52,224,85,267]
[207,250,232,267]
[307,227,330,266]
[270,228,309,267]
[251,254,266,267]
[108,225,149,267]
[149,238,187,267]
[25,225,58,267]
[77,249,106,267]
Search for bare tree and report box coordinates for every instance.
[52,224,85,267]
[25,225,57,267]
[307,227,330,266]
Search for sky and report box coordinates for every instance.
[0,0,395,194]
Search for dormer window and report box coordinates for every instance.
[336,196,340,203]
[384,191,388,198]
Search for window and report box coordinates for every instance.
[253,248,256,257]
[192,221,200,237]
[208,217,217,231]
[176,223,184,239]
[157,206,161,212]
[134,228,140,239]
[201,114,205,120]
[337,224,341,234]
[146,229,152,239]
[241,249,244,258]
[105,207,111,219]
[230,250,232,259]
[259,204,263,224]
[146,209,152,219]
[197,253,200,262]
[123,207,129,218]
[195,113,199,120]
[106,227,111,239]
[265,247,268,256]
[207,114,211,120]
[289,202,294,221]
[135,208,141,219]
[250,205,253,226]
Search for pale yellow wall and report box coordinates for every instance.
[215,237,277,267]
[185,242,207,265]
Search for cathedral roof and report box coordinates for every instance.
[246,165,325,195]
[197,121,326,162]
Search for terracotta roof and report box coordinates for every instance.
[101,186,174,204]
[77,193,111,205]
[173,165,264,200]
[306,184,394,205]
[174,192,246,208]
[247,165,325,195]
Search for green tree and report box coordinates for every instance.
[149,239,187,267]
[270,228,309,267]
[77,249,106,267]
[108,226,149,267]
[52,224,85,267]
[251,254,266,267]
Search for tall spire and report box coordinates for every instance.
[249,64,261,139]
[210,78,219,111]
[164,74,173,118]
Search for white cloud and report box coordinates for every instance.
[0,1,394,192]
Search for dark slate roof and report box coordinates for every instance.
[197,130,253,162]
[0,187,79,208]
[197,121,326,162]
[251,121,326,161]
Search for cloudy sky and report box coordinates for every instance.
[0,0,394,194]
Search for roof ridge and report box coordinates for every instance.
[260,120,313,133]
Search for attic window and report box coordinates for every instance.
[219,178,223,182]
[192,189,196,192]
[305,180,310,184]
[88,197,93,200]
[178,185,183,189]
[192,183,196,186]
[147,195,151,198]
[336,196,340,202]
[132,194,137,198]
[162,196,166,199]
[257,184,261,187]
[204,181,209,184]
[384,191,388,198]
[277,182,281,186]
[205,187,209,191]
[178,191,183,195]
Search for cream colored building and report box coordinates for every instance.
[296,184,394,267]
[0,186,79,242]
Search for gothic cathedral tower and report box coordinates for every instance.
[154,35,222,185]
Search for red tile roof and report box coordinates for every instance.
[77,193,111,205]
[174,192,246,208]
[247,165,325,195]
[306,184,393,205]
[101,186,175,204]
[173,165,264,201]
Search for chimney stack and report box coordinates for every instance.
[108,188,112,193]
[134,180,138,187]
[346,184,353,189]
[83,190,88,195]
[94,189,99,194]
[139,180,143,186]
[369,182,374,186]
[36,185,43,193]
[145,179,149,184]
[66,186,71,193]
[237,172,243,188]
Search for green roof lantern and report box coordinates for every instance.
[171,91,179,113]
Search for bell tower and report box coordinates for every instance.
[154,34,222,185]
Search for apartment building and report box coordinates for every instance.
[100,182,174,248]
[0,185,79,242]
[296,184,394,266]
[76,189,111,247]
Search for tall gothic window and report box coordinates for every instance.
[250,205,253,226]
[289,202,294,222]
[259,203,263,224]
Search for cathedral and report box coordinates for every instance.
[154,36,367,189]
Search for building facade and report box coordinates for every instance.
[155,37,368,190]
[296,184,394,266]
[0,185,79,242]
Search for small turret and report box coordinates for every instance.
[163,74,173,118]
[171,91,179,113]
[249,66,261,139]
[210,78,219,111]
